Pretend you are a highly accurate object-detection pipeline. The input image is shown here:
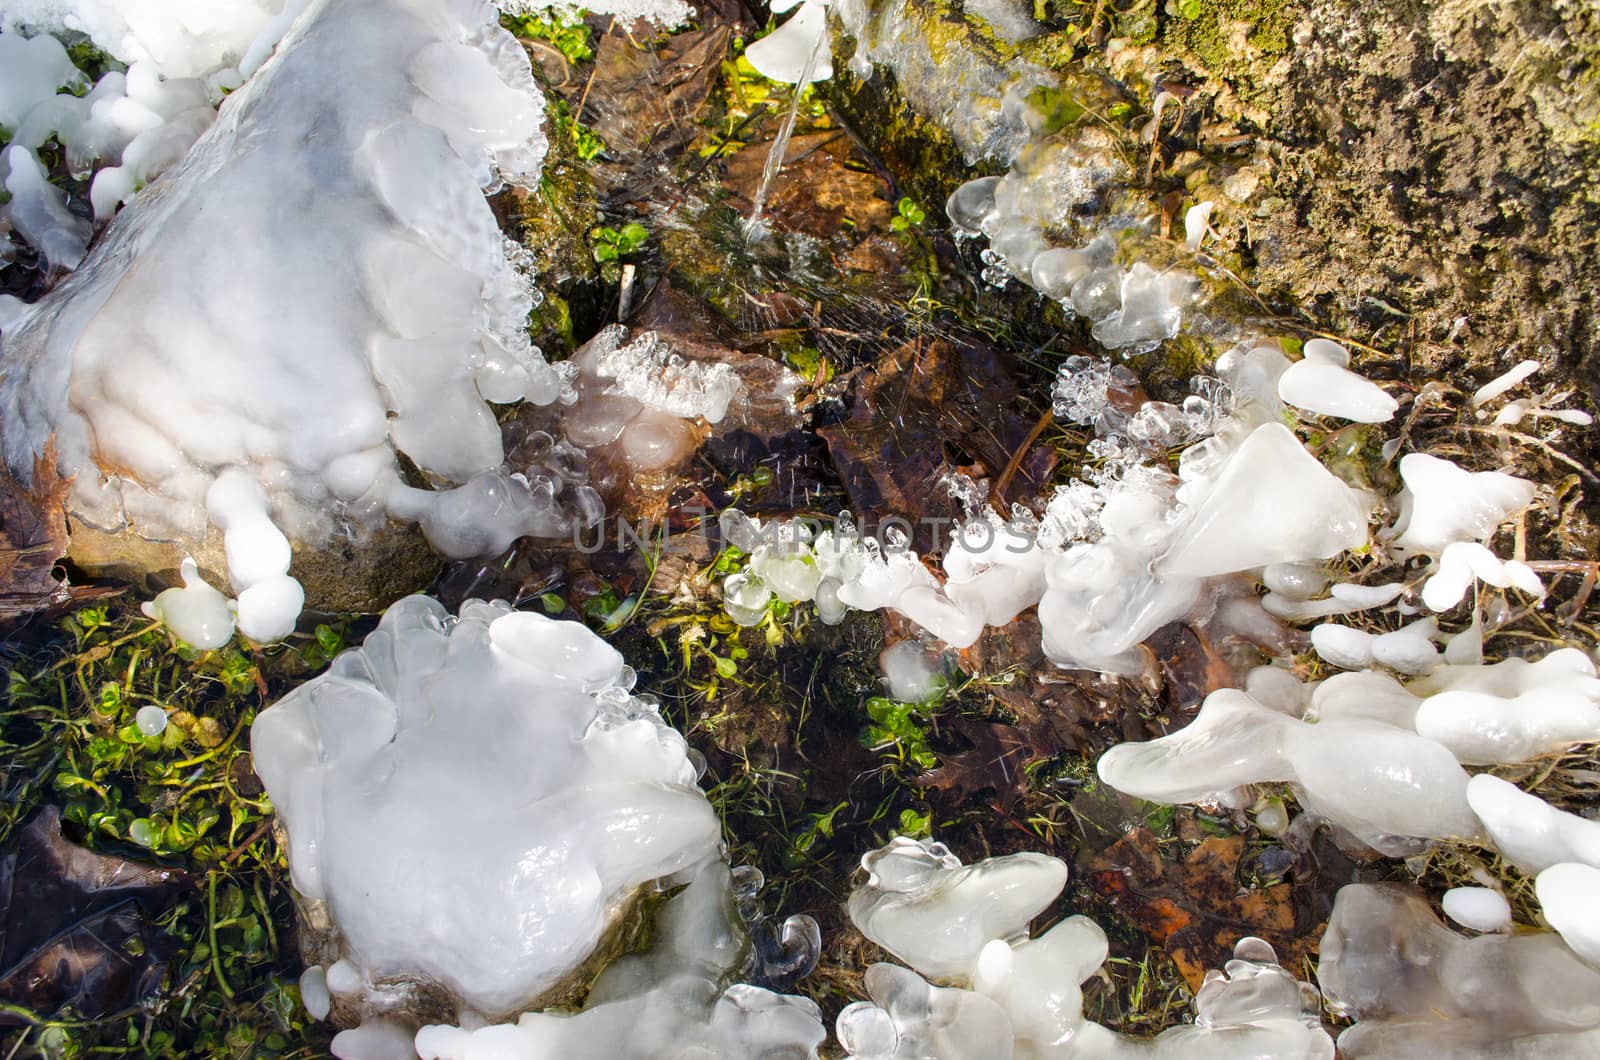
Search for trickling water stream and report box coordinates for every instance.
[743,27,828,240]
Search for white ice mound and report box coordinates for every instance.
[744,0,832,84]
[140,554,234,648]
[837,840,1332,1059]
[1535,863,1600,967]
[1,0,569,630]
[0,27,229,258]
[250,596,720,1018]
[415,861,826,1060]
[1411,648,1600,763]
[1466,774,1600,874]
[845,837,1067,982]
[1097,687,1482,852]
[1419,541,1543,612]
[1387,453,1535,554]
[1441,887,1512,933]
[1276,341,1397,423]
[1319,883,1600,1057]
[2,1,285,79]
[1157,423,1369,578]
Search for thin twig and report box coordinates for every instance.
[989,409,1055,516]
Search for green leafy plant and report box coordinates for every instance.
[888,197,927,233]
[861,696,938,771]
[590,222,650,264]
[0,604,342,1055]
[501,7,594,64]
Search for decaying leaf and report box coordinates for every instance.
[0,438,111,623]
[0,806,190,1022]
[585,25,733,161]
[1086,826,1322,992]
[918,717,1061,810]
[819,337,1056,550]
[1144,621,1236,716]
[722,131,893,239]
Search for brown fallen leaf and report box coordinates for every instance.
[0,806,190,1022]
[721,131,893,239]
[584,25,732,161]
[1087,826,1321,992]
[1145,621,1237,717]
[818,337,1056,551]
[918,717,1061,810]
[0,439,113,623]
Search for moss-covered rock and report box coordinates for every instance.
[827,0,1600,407]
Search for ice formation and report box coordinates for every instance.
[1441,887,1511,933]
[836,838,1334,1059]
[1386,453,1536,555]
[1276,339,1398,423]
[1100,641,1600,850]
[414,861,826,1059]
[879,641,945,703]
[1535,863,1600,967]
[560,325,743,475]
[0,10,277,270]
[139,555,234,648]
[1098,687,1482,853]
[250,596,722,1022]
[716,340,1376,671]
[1,0,589,642]
[2,1,286,79]
[1466,773,1600,874]
[833,0,1051,164]
[846,837,1068,982]
[495,0,693,29]
[1319,883,1600,1056]
[744,0,832,85]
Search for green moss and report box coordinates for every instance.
[1159,0,1295,84]
[1116,7,1159,46]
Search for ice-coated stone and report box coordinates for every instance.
[1320,883,1600,1057]
[1097,688,1482,852]
[250,596,720,1019]
[1,0,568,636]
[1158,423,1370,578]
